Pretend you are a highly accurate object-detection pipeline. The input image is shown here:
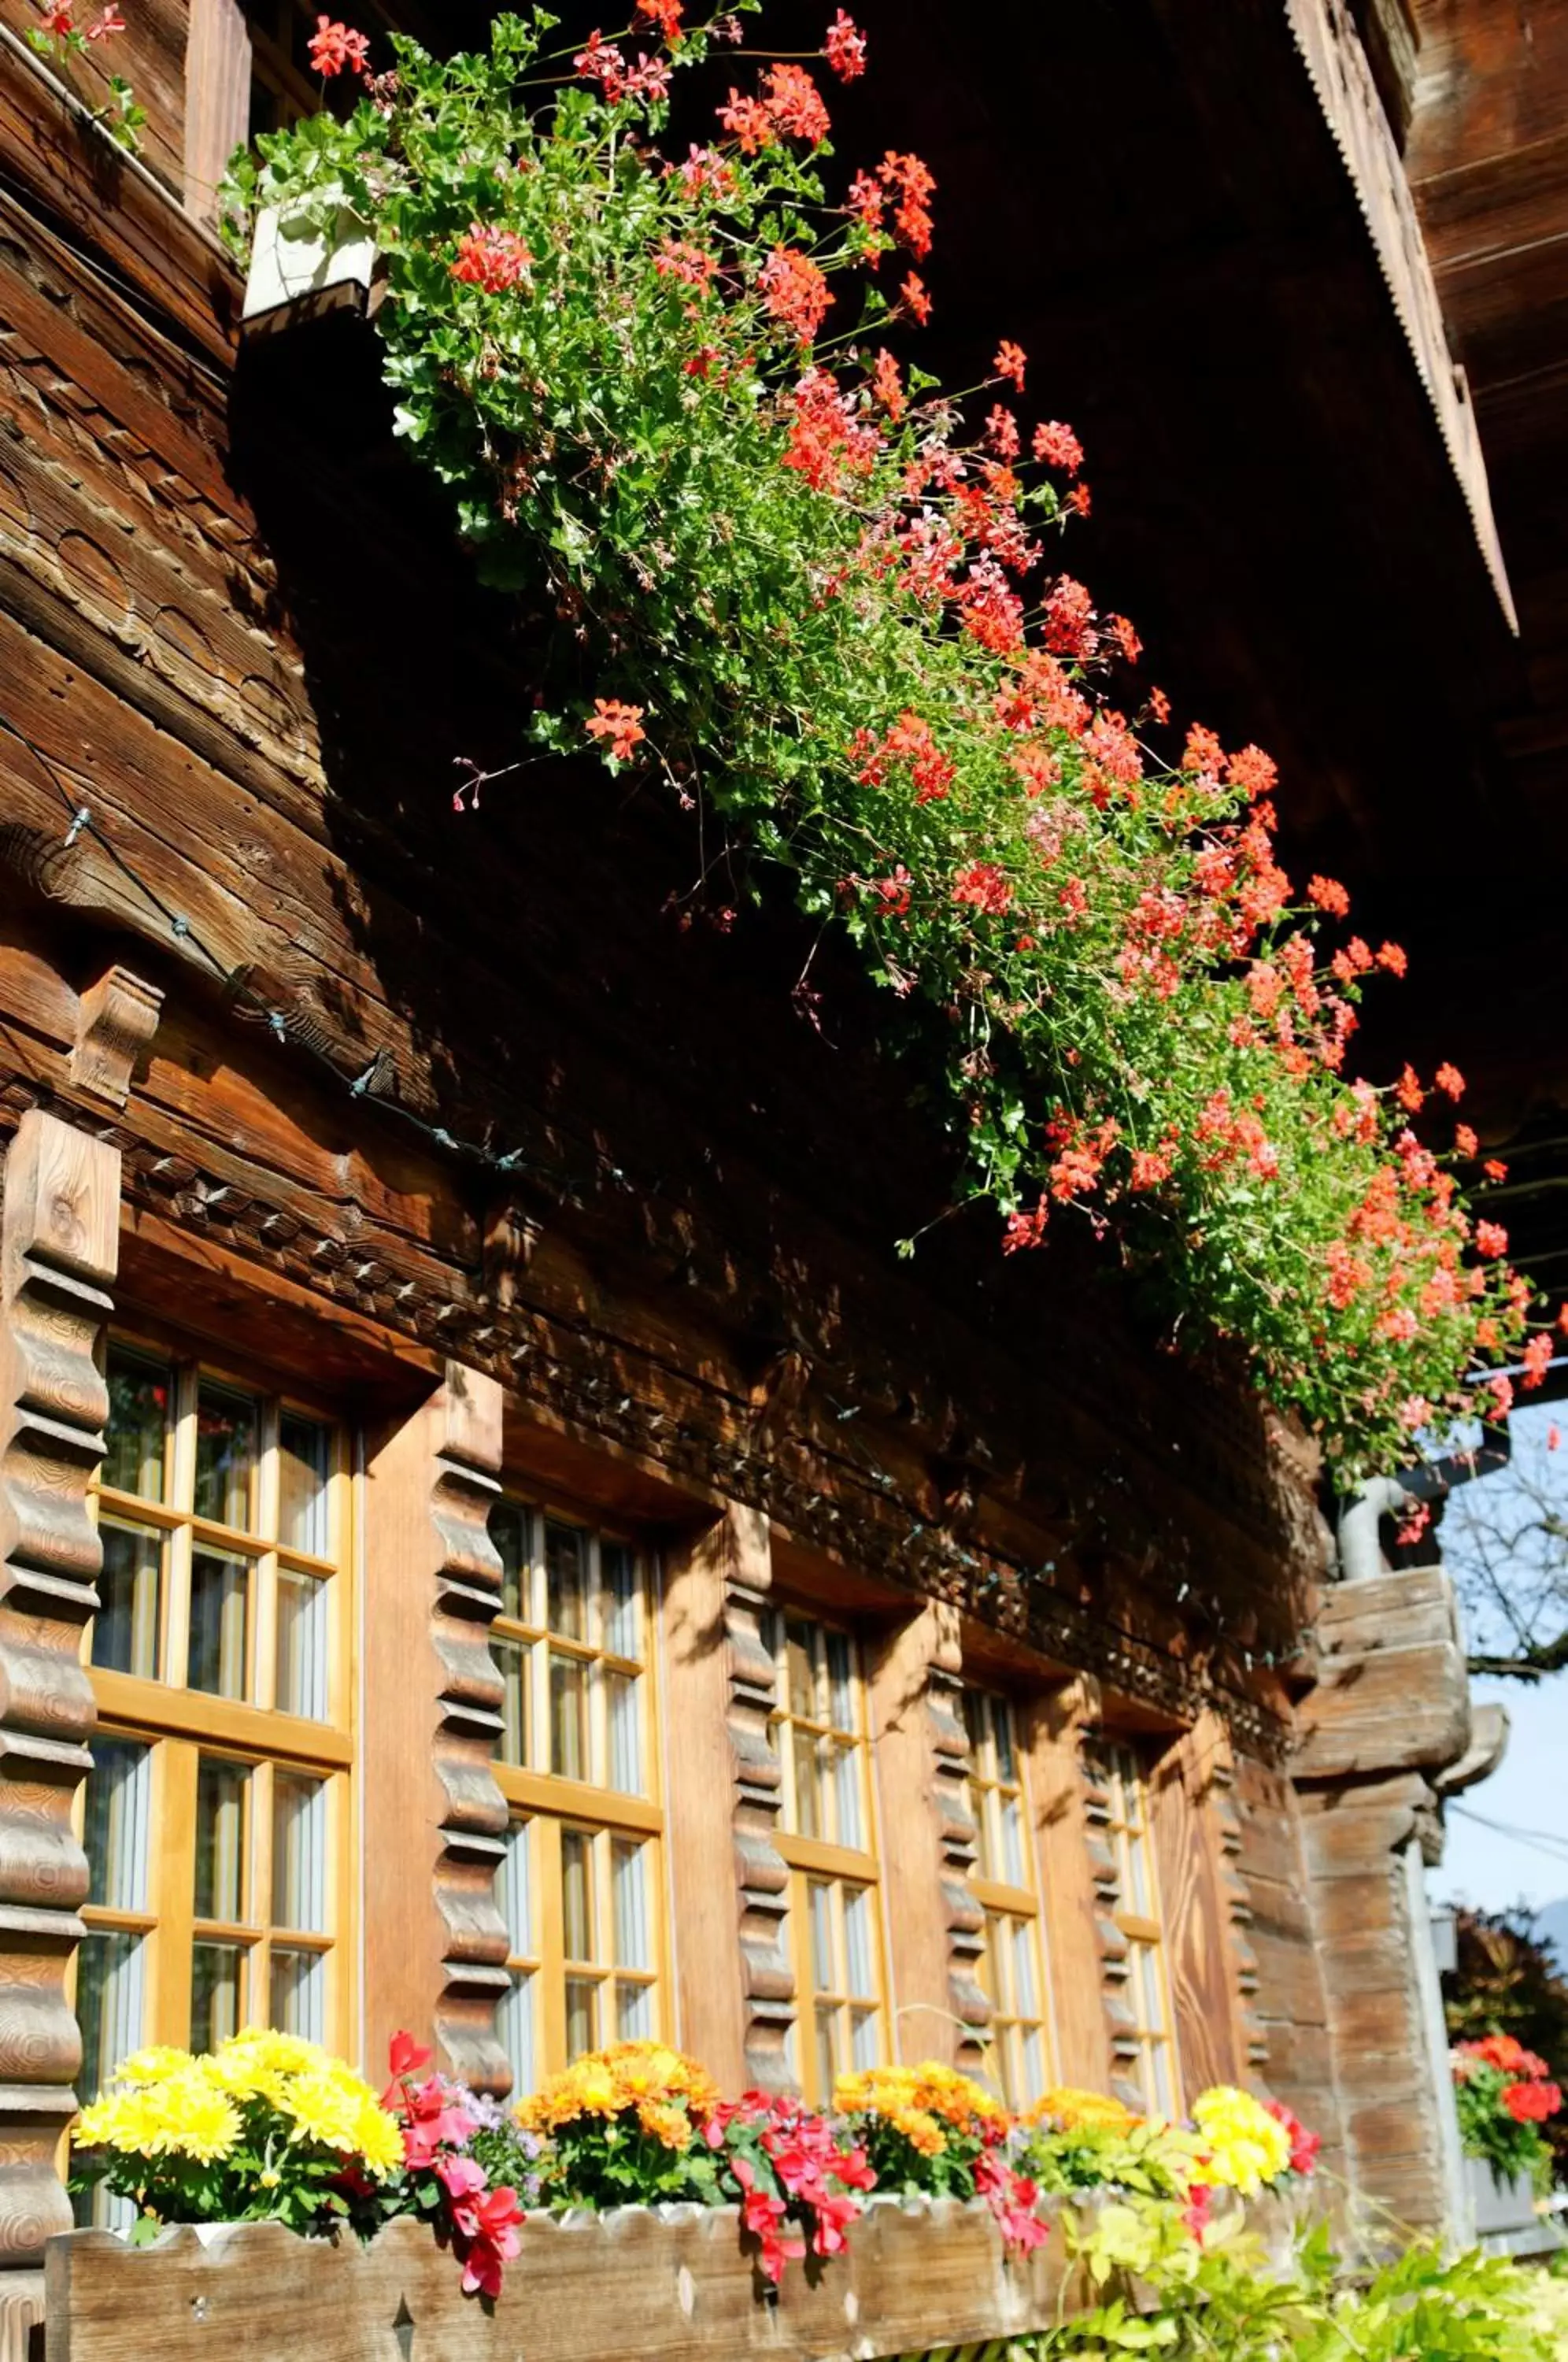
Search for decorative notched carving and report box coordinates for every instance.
[0,1109,120,2265]
[1208,1748,1269,2072]
[722,1512,795,2090]
[927,1657,988,2074]
[428,1365,512,2092]
[1078,1739,1143,2113]
[69,965,162,1110]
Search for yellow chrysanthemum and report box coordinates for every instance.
[279,2065,377,2155]
[113,2045,197,2088]
[834,2060,1005,2148]
[131,2066,242,2164]
[515,2041,717,2135]
[1027,2086,1142,2136]
[1190,2086,1291,2197]
[352,2095,406,2180]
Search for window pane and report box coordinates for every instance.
[1000,1791,1026,1888]
[188,1548,251,1700]
[963,1687,986,1764]
[1011,1918,1038,2017]
[606,1671,641,1795]
[1149,2038,1174,2120]
[549,1653,588,1780]
[270,1946,324,2042]
[826,1631,854,1731]
[612,1839,649,1971]
[808,1879,834,1990]
[1125,1833,1151,1919]
[832,1740,861,1850]
[616,1981,653,2041]
[601,1544,638,1658]
[278,1413,331,1555]
[92,1522,161,1681]
[815,2008,836,2097]
[194,1381,260,1531]
[76,1931,146,2102]
[544,1522,586,1640]
[272,1772,327,1932]
[102,1347,169,1502]
[497,1823,531,1960]
[793,1734,822,1839]
[561,1830,594,1962]
[190,1941,245,2050]
[1137,1942,1163,2031]
[194,1758,249,1924]
[850,2005,878,2071]
[993,1699,1018,1783]
[564,1976,596,2061]
[972,1785,994,1882]
[786,1623,816,1722]
[275,1566,329,1720]
[500,1971,534,2097]
[490,1501,529,1624]
[84,1738,152,1912]
[1021,2022,1044,2098]
[495,1638,530,1768]
[842,1884,873,1999]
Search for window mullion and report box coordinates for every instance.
[153,1738,198,2047]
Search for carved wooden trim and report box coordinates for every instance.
[0,1109,120,2265]
[1077,1736,1143,2113]
[429,1364,512,2090]
[1207,1740,1269,2075]
[722,1509,794,2090]
[926,1654,988,2074]
[69,966,162,1111]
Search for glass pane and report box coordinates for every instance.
[84,1738,152,1912]
[76,1930,146,2103]
[275,1567,329,1720]
[500,1970,534,2097]
[616,1980,653,2040]
[102,1346,169,1502]
[278,1413,331,1555]
[272,1772,327,1932]
[808,1879,834,1991]
[490,1500,529,1624]
[190,1941,245,2050]
[993,1698,1017,1783]
[1000,1791,1026,1888]
[826,1631,854,1731]
[612,1839,649,1970]
[1137,1942,1164,2033]
[497,1823,531,1960]
[832,1740,861,1850]
[963,1686,986,1764]
[843,1884,873,1999]
[815,2007,836,2097]
[188,1548,251,1700]
[564,1976,597,2061]
[786,1623,816,1723]
[549,1653,588,1780]
[1124,1832,1151,1920]
[270,1946,324,2042]
[601,1544,638,1658]
[850,2005,878,2070]
[194,1757,249,1923]
[561,1829,594,1961]
[495,1638,529,1768]
[92,1522,161,1680]
[544,1521,586,1640]
[1011,1918,1038,2017]
[1149,2038,1174,2120]
[793,1734,822,1839]
[194,1381,260,1531]
[972,1783,994,1883]
[606,1671,641,1795]
[1021,2022,1044,2099]
[986,1915,1012,2013]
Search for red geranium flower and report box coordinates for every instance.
[308,15,370,77]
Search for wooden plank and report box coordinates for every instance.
[867,1603,960,2066]
[0,0,187,194]
[1025,1684,1113,2094]
[1148,1719,1243,2097]
[183,0,249,227]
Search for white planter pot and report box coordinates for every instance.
[243,192,378,329]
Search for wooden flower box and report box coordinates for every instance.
[43,2196,1089,2362]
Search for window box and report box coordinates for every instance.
[46,2194,1084,2362]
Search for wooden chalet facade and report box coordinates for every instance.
[0,0,1558,2345]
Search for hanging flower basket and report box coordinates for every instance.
[45,2196,1084,2362]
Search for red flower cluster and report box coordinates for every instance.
[585,698,648,762]
[308,15,369,77]
[759,245,834,342]
[449,225,534,293]
[719,60,832,152]
[824,10,867,81]
[707,2094,875,2285]
[382,2034,525,2300]
[1265,2097,1322,2177]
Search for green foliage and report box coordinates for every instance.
[219,6,1551,1475]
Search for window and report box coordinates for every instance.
[74,1338,352,2108]
[488,1500,663,2086]
[765,1612,886,2102]
[963,1688,1050,2107]
[1102,1742,1177,2117]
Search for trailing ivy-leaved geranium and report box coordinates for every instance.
[221,3,1560,1475]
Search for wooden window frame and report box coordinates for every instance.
[74,1328,355,2072]
[1102,1738,1180,2117]
[489,1494,668,2083]
[963,1686,1052,2107]
[766,1609,889,2105]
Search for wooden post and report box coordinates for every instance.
[867,1603,984,2071]
[362,1364,510,2091]
[1147,1713,1246,2096]
[0,1110,120,2293]
[718,1507,796,2091]
[1024,1680,1115,2094]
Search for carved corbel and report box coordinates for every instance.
[69,965,162,1109]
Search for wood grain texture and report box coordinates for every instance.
[68,968,161,1112]
[721,1509,794,2090]
[182,0,247,227]
[1147,1718,1244,2099]
[0,1110,119,2267]
[1023,1683,1113,2096]
[865,1604,972,2071]
[43,2201,1089,2362]
[361,1366,509,2094]
[1291,1569,1470,1779]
